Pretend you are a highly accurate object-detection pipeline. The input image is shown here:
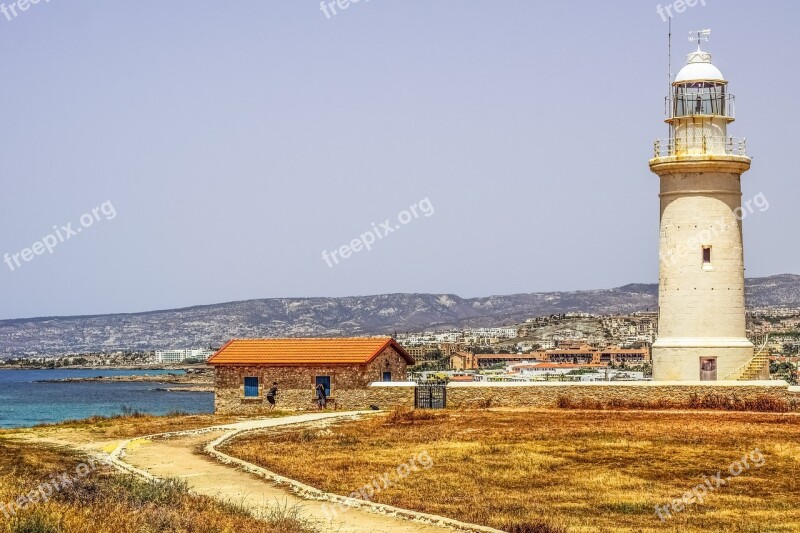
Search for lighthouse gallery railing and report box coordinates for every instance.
[653,136,747,158]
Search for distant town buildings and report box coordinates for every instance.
[155,348,215,363]
[397,313,657,365]
[454,343,650,371]
[395,303,799,384]
[510,363,646,382]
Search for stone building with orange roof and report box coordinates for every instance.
[208,337,415,413]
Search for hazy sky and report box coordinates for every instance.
[1,0,797,320]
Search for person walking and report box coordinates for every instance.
[266,382,278,411]
[315,382,327,410]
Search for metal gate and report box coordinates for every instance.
[415,384,446,409]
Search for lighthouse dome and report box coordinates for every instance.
[675,48,724,83]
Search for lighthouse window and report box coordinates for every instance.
[702,246,712,264]
[673,83,726,117]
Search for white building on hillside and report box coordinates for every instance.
[156,348,214,364]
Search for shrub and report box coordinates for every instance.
[384,408,442,425]
[9,510,62,533]
[507,522,567,533]
[475,397,493,409]
[599,501,653,514]
[258,502,314,531]
[298,429,317,443]
[120,405,144,418]
[556,392,792,412]
[556,396,572,409]
[336,433,360,447]
[59,475,190,507]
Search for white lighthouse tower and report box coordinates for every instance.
[650,30,765,381]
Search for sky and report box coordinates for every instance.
[0,0,797,320]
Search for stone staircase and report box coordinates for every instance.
[724,353,771,381]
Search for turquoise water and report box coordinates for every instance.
[0,369,213,428]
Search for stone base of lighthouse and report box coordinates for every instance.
[650,156,756,382]
[652,338,754,381]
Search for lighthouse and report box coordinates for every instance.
[649,30,765,381]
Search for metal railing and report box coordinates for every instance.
[723,334,770,381]
[653,136,747,158]
[722,353,770,381]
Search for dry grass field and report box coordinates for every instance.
[0,437,315,533]
[224,409,800,533]
[0,410,293,443]
[0,411,312,533]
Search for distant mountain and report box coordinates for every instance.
[2,274,799,357]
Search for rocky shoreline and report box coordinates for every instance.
[35,371,214,393]
[153,386,214,393]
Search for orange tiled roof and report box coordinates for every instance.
[208,337,414,366]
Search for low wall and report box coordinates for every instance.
[215,381,800,414]
[447,381,800,410]
[331,384,415,411]
[215,382,415,414]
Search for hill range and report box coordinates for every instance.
[1,274,798,357]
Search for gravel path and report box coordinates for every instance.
[117,412,488,533]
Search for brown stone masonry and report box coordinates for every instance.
[214,346,409,414]
[446,382,800,410]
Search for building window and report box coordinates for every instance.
[243,377,259,397]
[383,371,392,382]
[315,376,331,397]
[702,246,712,265]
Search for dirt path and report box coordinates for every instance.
[117,412,484,533]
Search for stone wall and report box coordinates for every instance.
[334,385,415,411]
[216,373,800,415]
[447,381,800,410]
[215,383,416,414]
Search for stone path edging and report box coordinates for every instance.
[206,422,504,533]
[105,412,505,533]
[102,438,155,480]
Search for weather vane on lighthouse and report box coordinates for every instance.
[688,28,711,48]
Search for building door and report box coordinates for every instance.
[382,371,392,382]
[700,357,717,381]
[315,376,331,396]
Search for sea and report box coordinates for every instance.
[0,369,214,428]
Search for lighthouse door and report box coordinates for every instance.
[700,357,718,381]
